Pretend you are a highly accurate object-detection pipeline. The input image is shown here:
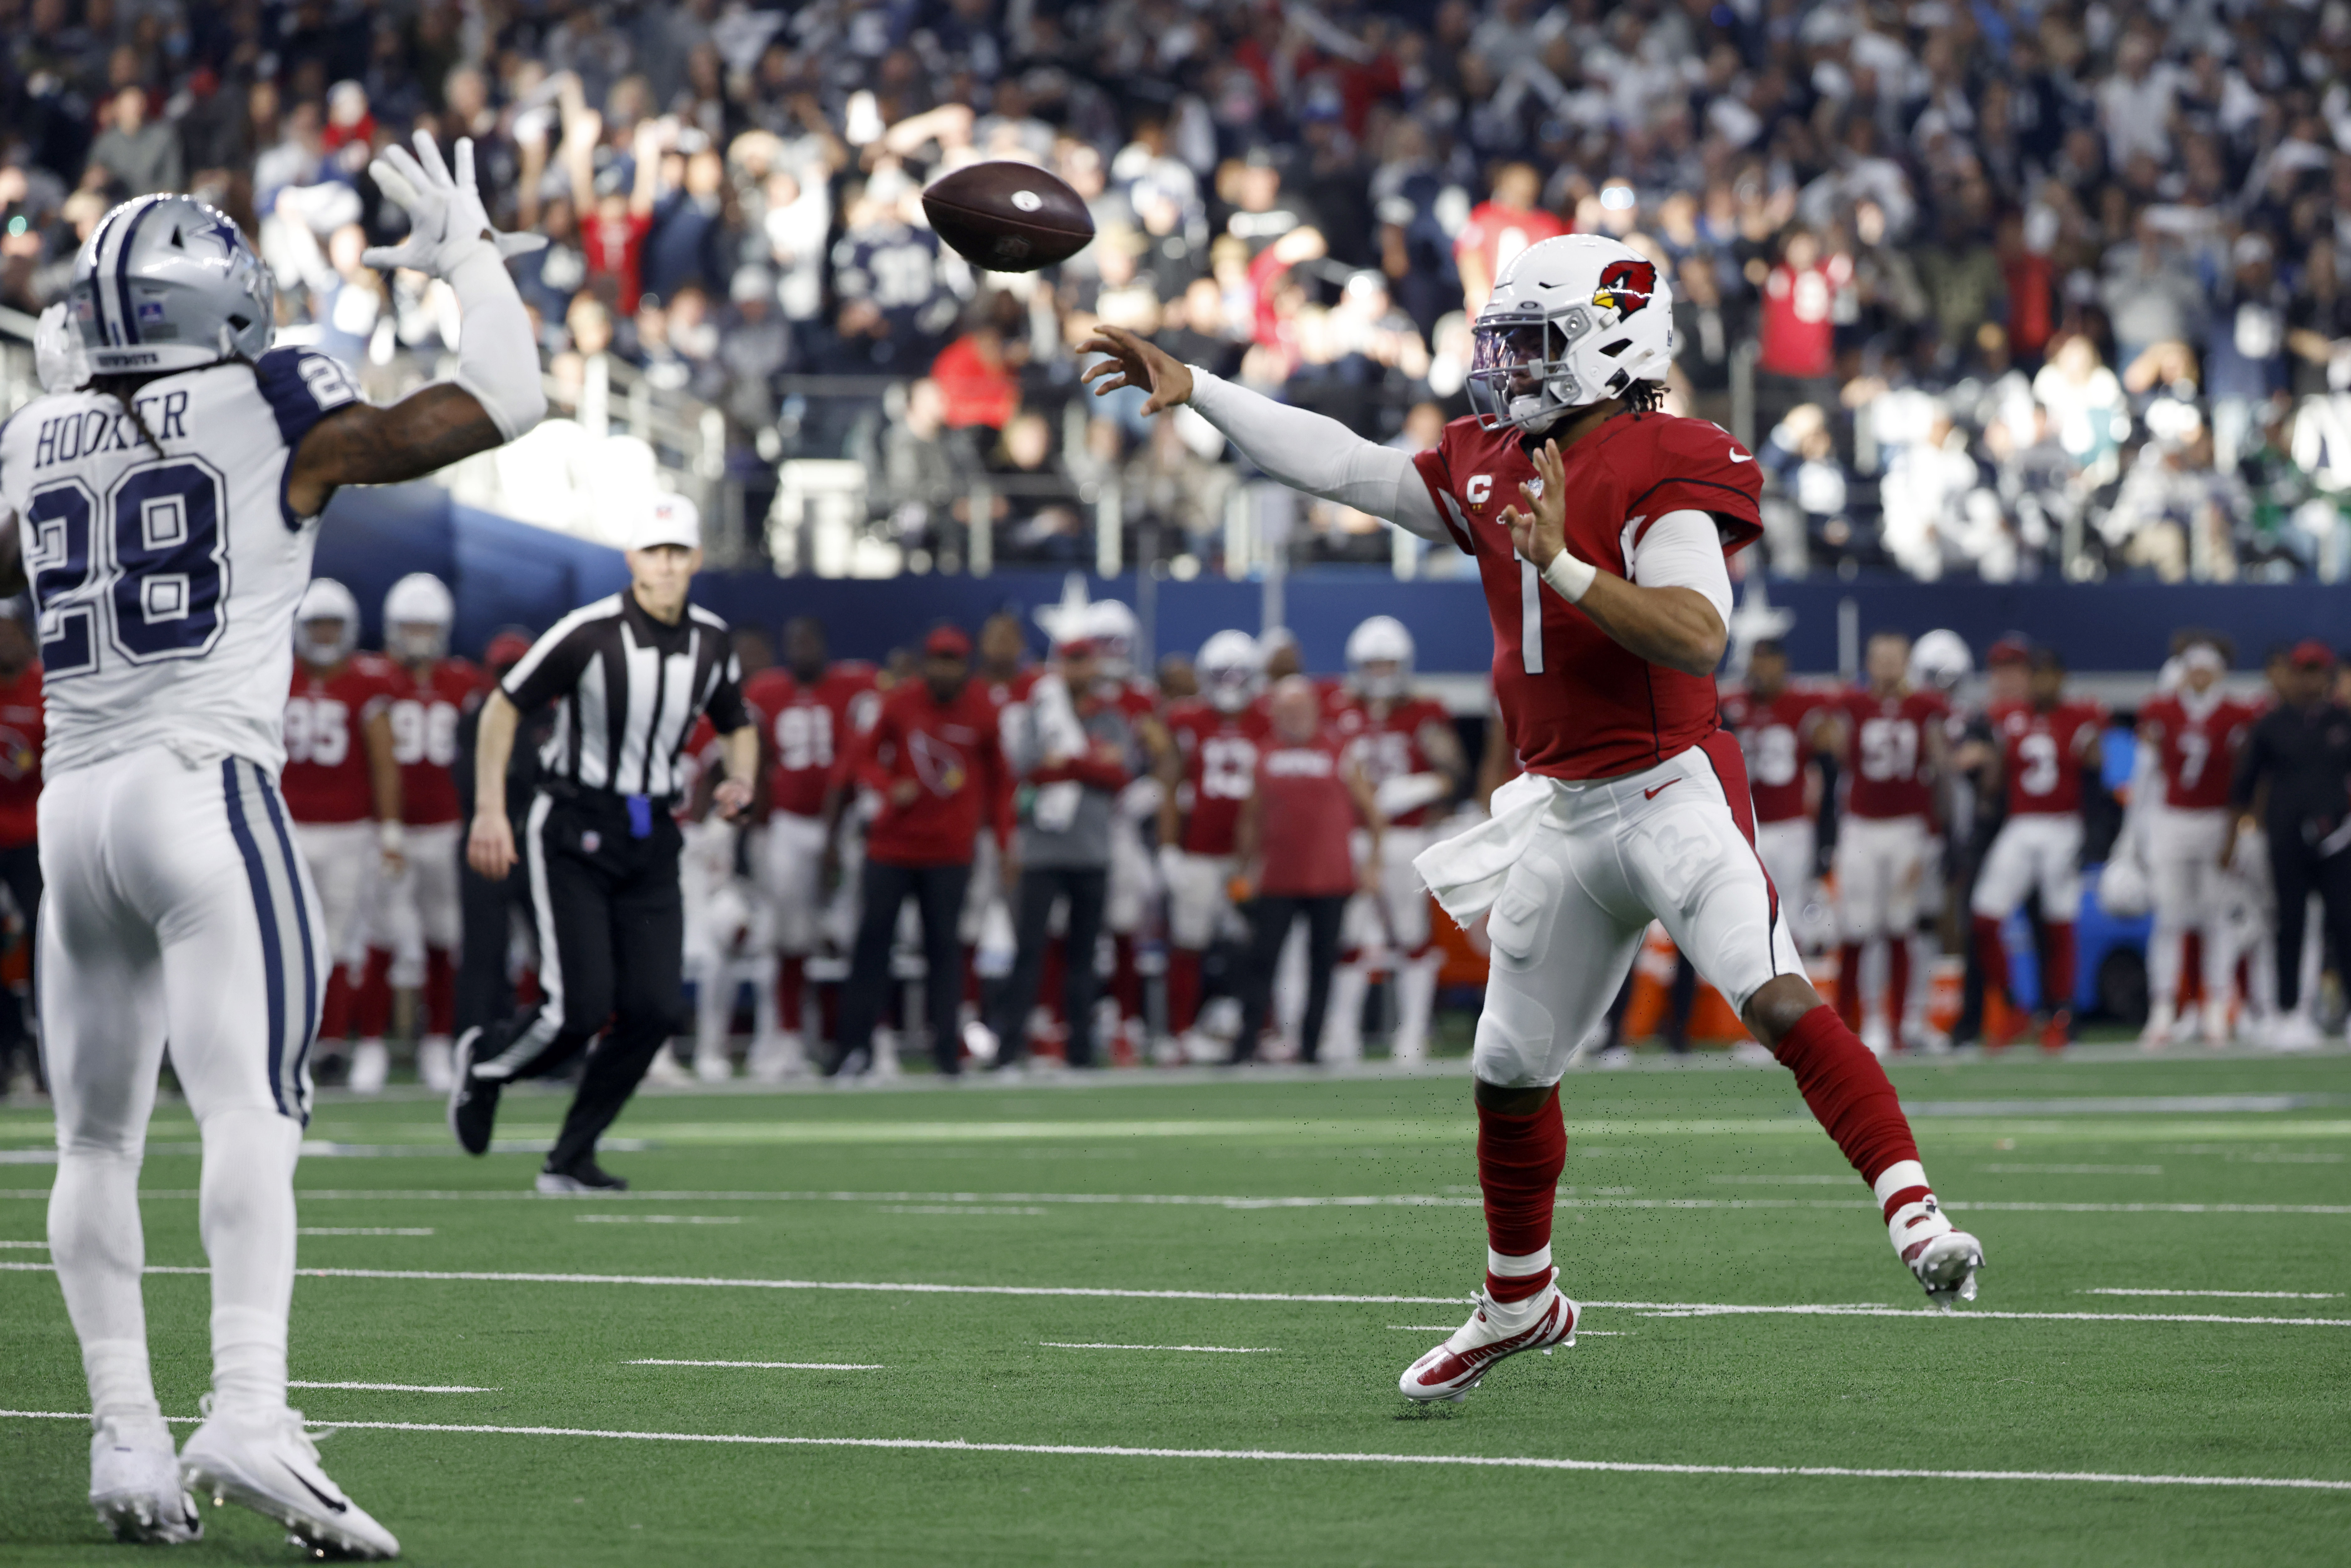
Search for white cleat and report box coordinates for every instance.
[180,1405,399,1559]
[693,1046,734,1083]
[642,1045,693,1085]
[89,1416,202,1544]
[416,1035,454,1092]
[348,1040,390,1095]
[1906,1229,1985,1309]
[2266,1013,2322,1053]
[1398,1270,1578,1402]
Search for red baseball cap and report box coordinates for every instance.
[924,625,973,659]
[1987,636,2031,667]
[2290,639,2336,668]
[485,631,534,668]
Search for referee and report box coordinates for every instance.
[448,496,758,1192]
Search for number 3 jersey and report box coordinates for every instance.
[0,347,360,777]
[1411,410,1762,780]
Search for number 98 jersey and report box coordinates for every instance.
[0,347,360,779]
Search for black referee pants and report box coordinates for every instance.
[994,866,1108,1066]
[1237,894,1347,1063]
[838,858,973,1075]
[469,790,687,1172]
[2267,828,2351,1013]
[455,813,535,1039]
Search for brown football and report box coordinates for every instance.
[922,160,1095,273]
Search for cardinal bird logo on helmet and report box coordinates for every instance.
[1591,259,1659,319]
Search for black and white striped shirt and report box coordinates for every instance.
[500,590,749,800]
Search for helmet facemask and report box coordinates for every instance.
[1467,306,1594,434]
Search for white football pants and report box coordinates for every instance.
[43,747,322,1425]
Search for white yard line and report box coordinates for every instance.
[1977,1165,2163,1176]
[2,1409,2341,1491]
[0,1238,45,1248]
[627,1359,881,1370]
[287,1381,496,1392]
[1040,1343,1278,1353]
[7,1259,2344,1326]
[2082,1289,2344,1300]
[298,1228,434,1236]
[575,1216,743,1225]
[874,1205,1049,1216]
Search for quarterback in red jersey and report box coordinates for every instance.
[1084,234,1982,1402]
[1972,647,2107,1048]
[1325,615,1464,1063]
[369,573,486,1091]
[2132,638,2256,1046]
[1825,631,1950,1050]
[281,579,403,1079]
[740,616,880,1079]
[1159,631,1270,1057]
[1717,637,1832,946]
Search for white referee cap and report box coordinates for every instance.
[630,494,701,552]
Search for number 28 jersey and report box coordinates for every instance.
[0,347,360,778]
[1412,411,1762,780]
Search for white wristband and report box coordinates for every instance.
[1541,550,1598,602]
[379,821,407,855]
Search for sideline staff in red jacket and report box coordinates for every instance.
[837,625,1014,1075]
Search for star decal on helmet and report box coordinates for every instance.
[194,216,243,257]
[1591,258,1659,318]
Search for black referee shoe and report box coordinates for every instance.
[536,1158,628,1195]
[447,1026,501,1156]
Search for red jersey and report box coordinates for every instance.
[583,207,653,315]
[1102,676,1161,725]
[1994,699,2108,816]
[854,680,1014,866]
[980,666,1040,711]
[1253,735,1359,897]
[1166,699,1270,856]
[1414,411,1762,780]
[742,662,882,818]
[0,665,41,848]
[282,655,400,824]
[1758,254,1852,378]
[1334,695,1452,827]
[2138,691,2257,812]
[386,658,485,827]
[1719,684,1828,824]
[1835,686,1948,820]
[1454,201,1568,287]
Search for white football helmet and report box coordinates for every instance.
[2097,857,2152,920]
[71,194,275,374]
[1346,615,1415,700]
[1196,629,1263,714]
[383,572,454,664]
[1908,628,1972,693]
[1468,234,1674,433]
[295,578,361,667]
[1084,599,1140,681]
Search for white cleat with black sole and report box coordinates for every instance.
[1907,1229,1985,1308]
[89,1416,202,1544]
[1398,1268,1579,1402]
[180,1404,399,1560]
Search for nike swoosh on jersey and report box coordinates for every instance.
[1727,450,1754,462]
[1643,779,1681,799]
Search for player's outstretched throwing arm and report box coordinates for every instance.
[282,131,549,521]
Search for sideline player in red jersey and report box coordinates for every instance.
[740,616,879,1078]
[1717,637,1833,947]
[1159,631,1270,1060]
[1084,233,1983,1403]
[0,603,41,1094]
[1825,631,1950,1051]
[1082,598,1176,1061]
[1972,647,2106,1049]
[368,573,486,1091]
[281,579,403,1084]
[1325,615,1464,1063]
[2132,637,2257,1046]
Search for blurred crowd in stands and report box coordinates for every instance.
[7,0,2351,581]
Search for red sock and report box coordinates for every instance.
[776,955,805,1033]
[1887,938,1911,1036]
[354,949,394,1039]
[1771,1005,1920,1185]
[1168,948,1203,1035]
[1972,916,2009,1003]
[1111,935,1142,1023]
[1479,1087,1566,1303]
[423,947,455,1037]
[2045,921,2076,1011]
[1836,943,1865,1031]
[319,968,353,1045]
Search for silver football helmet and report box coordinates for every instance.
[296,578,361,667]
[70,194,275,375]
[383,573,455,663]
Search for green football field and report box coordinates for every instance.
[3,1043,2349,1566]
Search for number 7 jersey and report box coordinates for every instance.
[0,347,360,779]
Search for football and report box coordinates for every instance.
[922,160,1095,273]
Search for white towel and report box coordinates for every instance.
[1413,772,1553,928]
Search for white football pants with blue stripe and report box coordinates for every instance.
[42,746,324,1428]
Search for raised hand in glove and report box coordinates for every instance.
[363,130,545,277]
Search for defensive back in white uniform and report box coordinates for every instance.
[1,134,548,1560]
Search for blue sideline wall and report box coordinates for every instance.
[317,485,2351,673]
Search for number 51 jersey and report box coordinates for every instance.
[0,347,359,778]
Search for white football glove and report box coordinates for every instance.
[363,130,545,278]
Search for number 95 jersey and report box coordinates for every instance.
[0,346,359,778]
